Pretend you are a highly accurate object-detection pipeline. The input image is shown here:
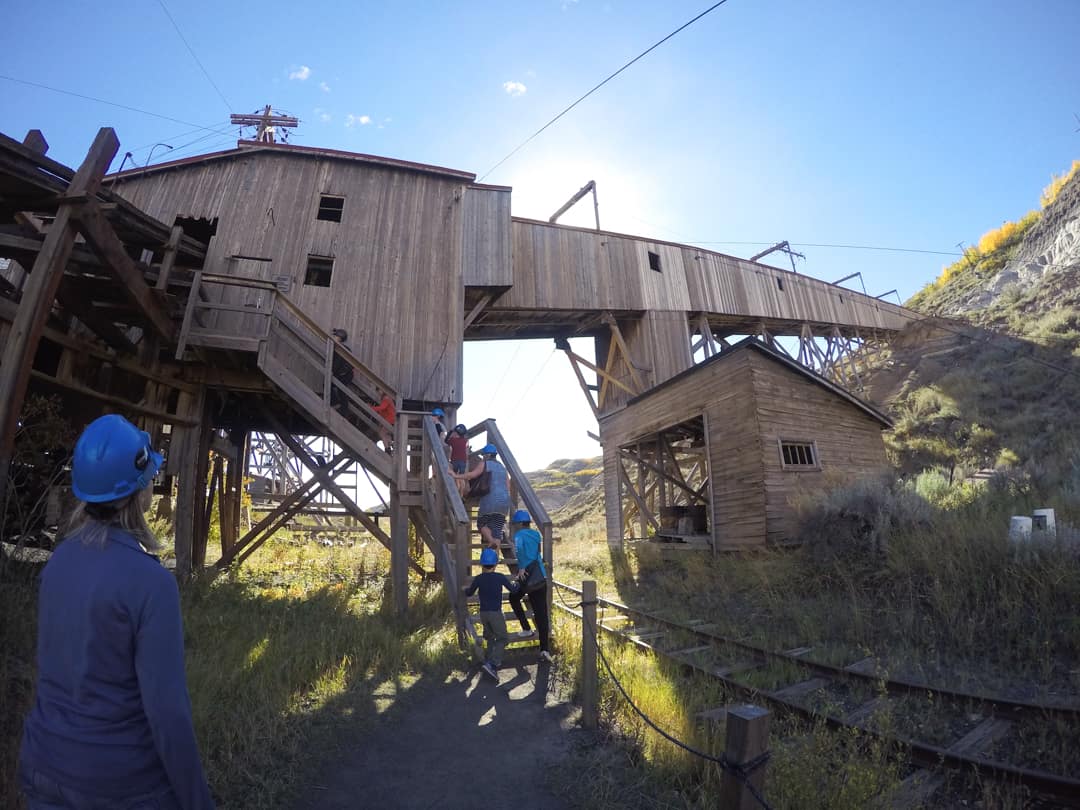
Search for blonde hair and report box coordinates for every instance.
[64,486,160,551]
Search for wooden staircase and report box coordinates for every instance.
[175,273,553,649]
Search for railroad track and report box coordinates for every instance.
[551,580,1080,808]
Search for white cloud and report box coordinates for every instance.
[289,65,312,81]
[346,114,372,128]
[320,113,332,123]
[319,81,331,93]
[502,80,527,97]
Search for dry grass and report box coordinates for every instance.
[2,532,459,810]
[547,479,1080,809]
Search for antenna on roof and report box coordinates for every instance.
[749,240,805,274]
[229,105,299,143]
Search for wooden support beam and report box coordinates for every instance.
[463,292,493,330]
[561,348,599,418]
[28,370,195,425]
[602,312,646,392]
[618,460,658,530]
[562,347,637,397]
[622,447,705,504]
[74,200,175,341]
[0,128,119,506]
[155,224,184,291]
[390,485,409,615]
[172,387,207,580]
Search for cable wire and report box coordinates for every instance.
[155,0,233,112]
[0,75,228,132]
[479,0,733,181]
[552,583,774,809]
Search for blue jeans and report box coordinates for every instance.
[20,765,179,810]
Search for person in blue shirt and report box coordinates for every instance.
[463,547,520,681]
[19,414,215,810]
[511,509,554,664]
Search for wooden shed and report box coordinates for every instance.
[599,338,892,549]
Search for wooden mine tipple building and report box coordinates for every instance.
[0,127,915,623]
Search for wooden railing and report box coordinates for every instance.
[416,415,480,651]
[175,272,399,482]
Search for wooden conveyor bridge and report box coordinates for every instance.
[0,126,916,628]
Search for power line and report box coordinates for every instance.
[126,120,233,156]
[155,0,233,113]
[0,74,228,133]
[479,0,733,181]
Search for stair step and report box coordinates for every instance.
[469,611,535,624]
[471,558,517,566]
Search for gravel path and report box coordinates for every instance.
[296,658,579,810]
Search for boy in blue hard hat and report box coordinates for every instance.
[511,509,554,663]
[462,547,520,681]
[19,414,215,809]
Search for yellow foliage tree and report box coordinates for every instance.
[1041,159,1080,209]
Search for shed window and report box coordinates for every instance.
[304,255,334,287]
[317,195,344,222]
[776,277,785,291]
[648,250,662,273]
[779,440,817,468]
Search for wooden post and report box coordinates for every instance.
[0,128,118,505]
[171,387,207,580]
[719,704,770,810]
[390,485,409,615]
[581,579,598,730]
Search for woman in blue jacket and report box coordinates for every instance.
[19,414,215,809]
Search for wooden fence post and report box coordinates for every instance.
[581,579,598,730]
[719,704,770,810]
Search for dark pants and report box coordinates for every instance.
[20,764,179,810]
[509,582,551,653]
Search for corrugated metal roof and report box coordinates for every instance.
[106,140,477,182]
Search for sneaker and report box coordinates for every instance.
[539,650,555,664]
[481,662,499,681]
[515,629,536,641]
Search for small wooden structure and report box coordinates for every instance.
[599,339,892,548]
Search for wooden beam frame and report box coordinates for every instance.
[74,200,176,341]
[0,128,119,505]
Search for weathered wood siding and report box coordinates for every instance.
[601,345,889,548]
[113,152,467,403]
[504,218,911,332]
[601,311,694,412]
[462,185,511,287]
[748,351,889,544]
[601,351,766,547]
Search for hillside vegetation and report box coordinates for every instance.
[873,161,1080,491]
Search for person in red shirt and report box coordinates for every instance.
[373,393,395,451]
[445,424,469,474]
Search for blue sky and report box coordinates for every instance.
[2,0,1078,471]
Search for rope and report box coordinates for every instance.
[553,583,774,809]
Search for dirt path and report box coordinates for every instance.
[297,657,580,809]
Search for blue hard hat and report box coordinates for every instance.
[511,509,531,524]
[432,408,445,417]
[479,548,499,566]
[481,444,497,456]
[71,414,163,503]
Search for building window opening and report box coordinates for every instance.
[780,440,817,468]
[777,277,785,291]
[304,255,334,287]
[648,250,662,273]
[317,195,345,223]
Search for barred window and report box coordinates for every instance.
[780,440,817,468]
